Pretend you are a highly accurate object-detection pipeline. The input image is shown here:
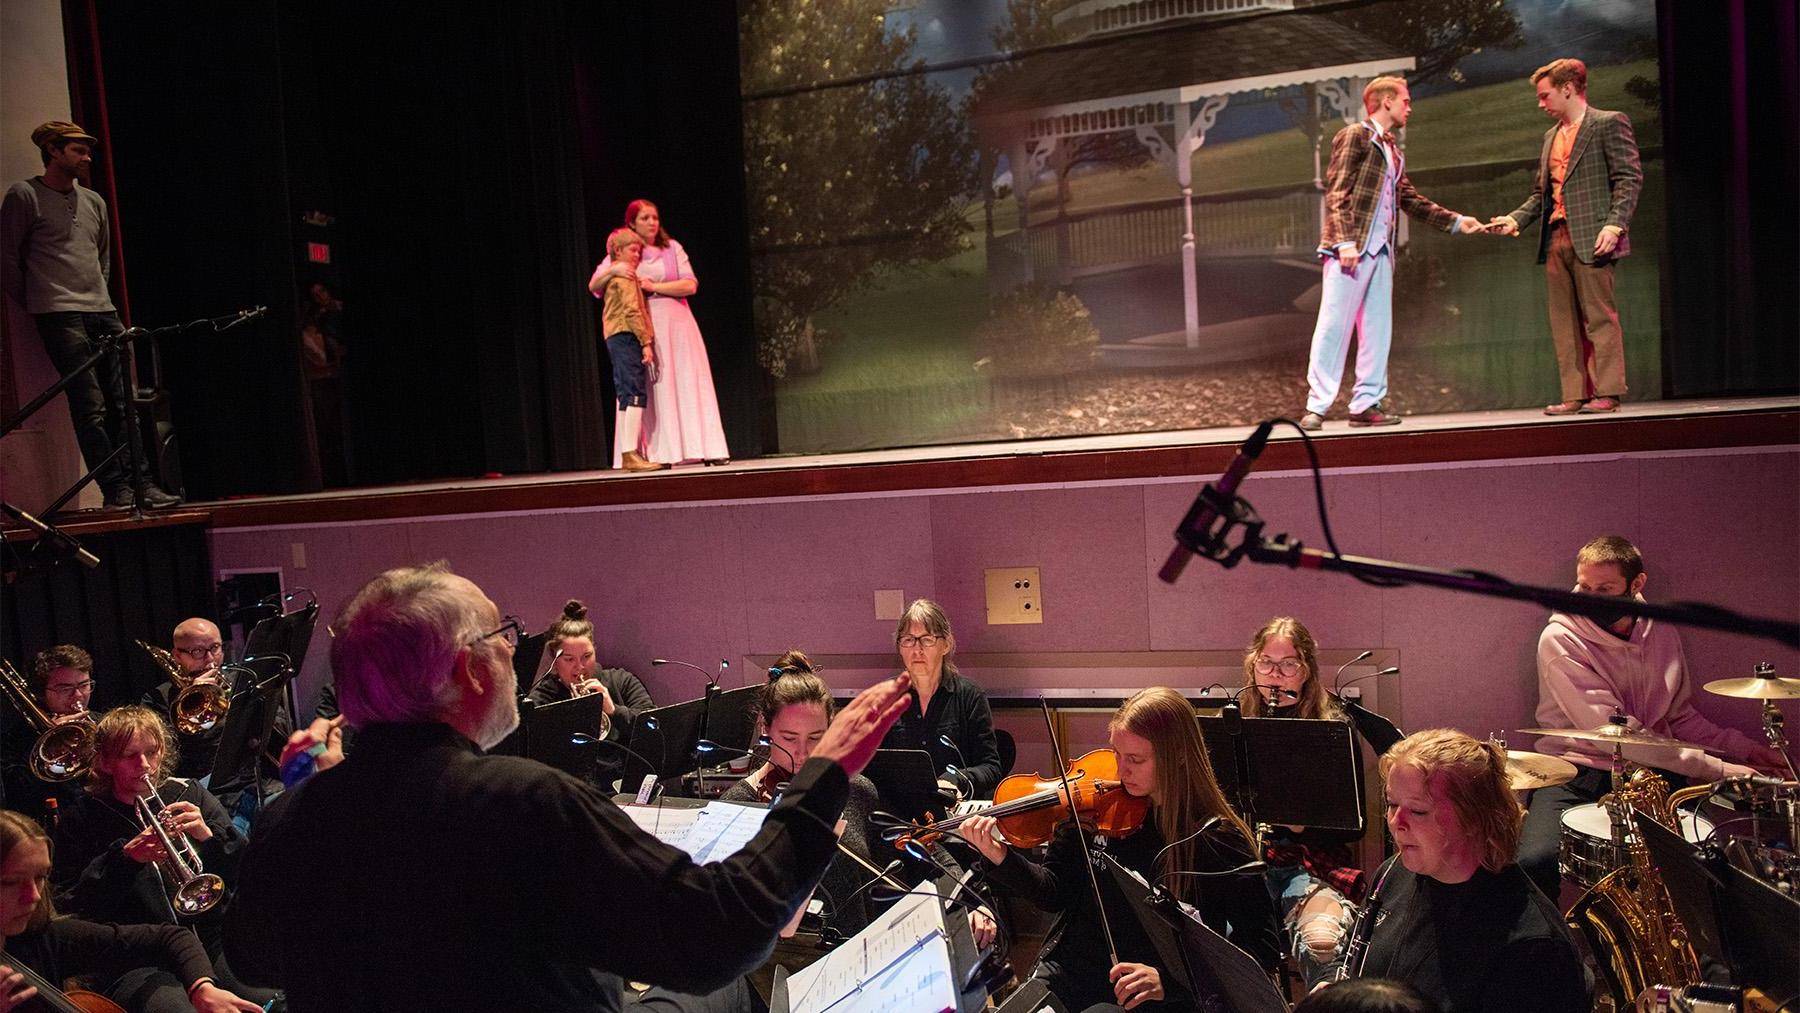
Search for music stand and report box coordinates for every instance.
[246,596,320,720]
[1101,854,1289,1013]
[511,629,550,697]
[624,685,760,790]
[1197,712,1362,831]
[1636,815,1732,985]
[524,692,610,780]
[209,661,291,811]
[864,748,949,820]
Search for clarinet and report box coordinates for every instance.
[1335,855,1400,982]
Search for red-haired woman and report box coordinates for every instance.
[590,199,729,466]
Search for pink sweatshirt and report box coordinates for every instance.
[1533,602,1761,779]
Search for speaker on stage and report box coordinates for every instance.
[133,387,183,497]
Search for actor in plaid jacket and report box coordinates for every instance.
[1302,77,1478,429]
[1494,58,1643,414]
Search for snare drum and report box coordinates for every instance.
[1558,802,1714,888]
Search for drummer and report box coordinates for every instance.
[1519,535,1790,897]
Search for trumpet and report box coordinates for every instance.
[0,658,94,782]
[134,773,225,916]
[565,676,611,738]
[136,640,230,735]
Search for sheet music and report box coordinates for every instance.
[618,800,771,864]
[787,892,958,1013]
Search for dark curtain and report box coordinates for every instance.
[283,0,606,484]
[2,521,215,711]
[1659,0,1800,397]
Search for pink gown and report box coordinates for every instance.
[597,240,730,465]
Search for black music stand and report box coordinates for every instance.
[624,685,759,791]
[1197,711,1362,831]
[246,597,320,720]
[209,661,291,812]
[524,692,611,781]
[511,630,551,697]
[865,748,949,821]
[1101,854,1290,1013]
[1637,815,1732,985]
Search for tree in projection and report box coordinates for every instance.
[740,0,976,377]
[1337,0,1524,86]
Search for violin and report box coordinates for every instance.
[894,748,1148,851]
[0,952,126,1013]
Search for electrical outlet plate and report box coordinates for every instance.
[874,589,904,621]
[985,567,1043,625]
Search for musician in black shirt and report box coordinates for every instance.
[878,599,1001,799]
[1340,729,1586,1013]
[225,562,912,1013]
[524,599,654,787]
[964,687,1280,1012]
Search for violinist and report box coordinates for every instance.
[2,810,263,1013]
[1240,617,1366,987]
[963,687,1280,1012]
[718,651,883,935]
[879,600,1001,799]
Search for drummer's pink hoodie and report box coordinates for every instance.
[1533,602,1761,780]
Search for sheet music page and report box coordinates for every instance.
[787,892,957,1013]
[618,801,771,864]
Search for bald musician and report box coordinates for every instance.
[141,618,289,817]
[227,562,912,1013]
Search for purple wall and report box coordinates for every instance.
[212,447,1800,759]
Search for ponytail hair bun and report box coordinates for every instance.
[562,599,588,621]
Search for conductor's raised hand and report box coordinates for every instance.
[810,673,912,778]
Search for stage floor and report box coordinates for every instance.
[10,396,1795,536]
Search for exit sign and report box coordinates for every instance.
[307,242,331,264]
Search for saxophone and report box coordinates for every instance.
[1564,767,1701,1011]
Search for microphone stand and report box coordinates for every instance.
[0,306,266,524]
[1160,418,1800,648]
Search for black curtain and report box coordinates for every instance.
[87,0,316,499]
[2,522,215,711]
[1659,0,1800,397]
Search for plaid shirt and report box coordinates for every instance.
[1506,106,1643,265]
[1316,121,1460,256]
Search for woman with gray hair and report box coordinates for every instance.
[876,599,1001,800]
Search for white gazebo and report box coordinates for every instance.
[975,2,1415,351]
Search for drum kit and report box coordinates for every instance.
[1516,665,1800,893]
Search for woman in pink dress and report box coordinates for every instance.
[589,199,730,467]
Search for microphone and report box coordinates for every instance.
[1332,650,1375,693]
[837,859,909,908]
[1338,666,1400,694]
[1159,418,1276,583]
[937,734,977,800]
[1725,773,1798,790]
[0,502,99,568]
[652,658,720,690]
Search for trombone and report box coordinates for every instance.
[135,773,225,916]
[0,658,94,782]
[137,640,229,735]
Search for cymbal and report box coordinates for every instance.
[1703,676,1800,700]
[1505,750,1578,790]
[1518,724,1701,751]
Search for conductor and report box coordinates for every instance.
[225,562,911,1013]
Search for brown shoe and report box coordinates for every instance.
[1347,403,1402,427]
[1579,397,1620,414]
[621,451,667,472]
[1543,400,1583,416]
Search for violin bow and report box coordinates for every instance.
[1039,696,1121,967]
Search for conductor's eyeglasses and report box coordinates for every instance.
[473,616,523,649]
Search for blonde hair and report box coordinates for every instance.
[0,810,57,931]
[1111,687,1254,902]
[1362,76,1408,114]
[87,705,178,798]
[1380,729,1522,873]
[1240,616,1342,721]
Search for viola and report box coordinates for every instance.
[896,748,1148,851]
